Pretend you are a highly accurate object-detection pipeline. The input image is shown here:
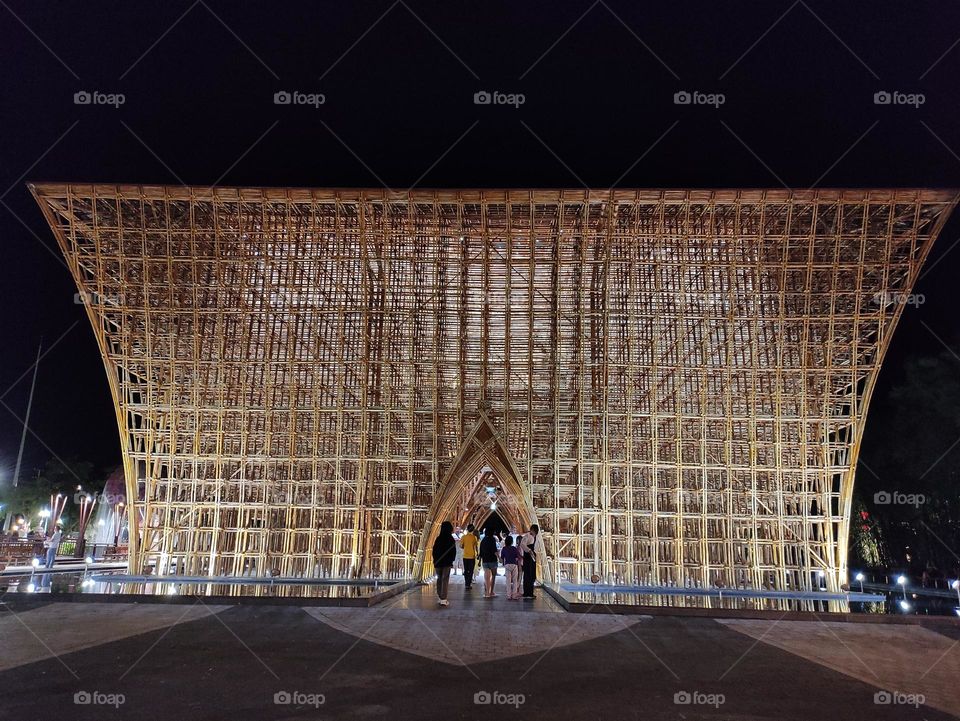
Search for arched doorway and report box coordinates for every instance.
[414,411,546,580]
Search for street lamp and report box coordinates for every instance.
[951,579,960,606]
[899,599,911,612]
[855,572,865,593]
[896,574,908,601]
[38,508,51,534]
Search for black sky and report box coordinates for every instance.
[1,1,959,476]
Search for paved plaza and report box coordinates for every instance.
[1,574,958,720]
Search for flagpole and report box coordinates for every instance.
[13,339,42,488]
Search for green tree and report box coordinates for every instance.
[856,346,960,577]
[0,457,97,532]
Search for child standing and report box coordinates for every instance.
[500,534,522,600]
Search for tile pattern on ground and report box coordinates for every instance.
[720,618,960,717]
[0,602,226,672]
[304,605,648,665]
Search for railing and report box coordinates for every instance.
[0,539,128,569]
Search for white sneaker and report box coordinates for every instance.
[440,599,448,606]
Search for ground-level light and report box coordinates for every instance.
[896,575,908,601]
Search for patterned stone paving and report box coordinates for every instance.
[304,604,648,666]
[720,618,960,718]
[0,590,957,720]
[0,602,226,671]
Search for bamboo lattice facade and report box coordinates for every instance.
[32,184,958,600]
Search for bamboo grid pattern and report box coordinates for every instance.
[32,184,958,604]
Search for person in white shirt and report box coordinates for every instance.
[44,525,63,569]
[519,524,539,599]
[453,527,464,575]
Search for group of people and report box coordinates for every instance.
[2,524,62,568]
[430,521,539,606]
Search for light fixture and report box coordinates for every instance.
[31,558,40,568]
[855,572,864,581]
[85,556,93,565]
[896,575,908,601]
[26,582,35,593]
[898,599,911,612]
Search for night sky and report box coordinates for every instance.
[1,1,959,478]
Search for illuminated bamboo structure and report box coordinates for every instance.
[32,184,958,604]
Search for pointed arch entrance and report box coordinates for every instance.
[414,412,545,581]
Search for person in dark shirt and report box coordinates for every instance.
[431,521,456,606]
[479,528,499,598]
[520,524,539,599]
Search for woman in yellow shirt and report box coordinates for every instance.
[459,523,479,589]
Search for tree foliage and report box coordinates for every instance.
[856,346,960,577]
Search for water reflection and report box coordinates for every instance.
[559,584,956,615]
[0,571,400,600]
